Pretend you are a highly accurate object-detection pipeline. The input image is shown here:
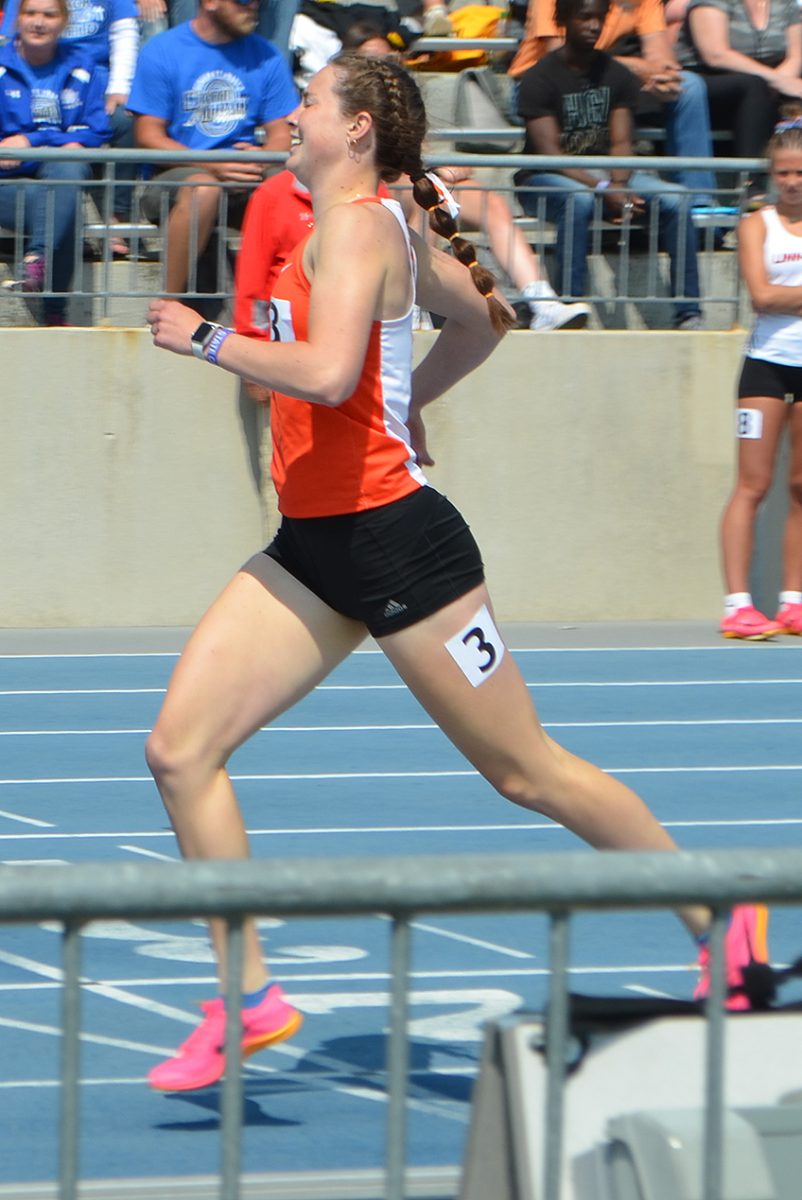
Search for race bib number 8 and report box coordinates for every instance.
[268,296,296,344]
[736,408,763,440]
[445,604,505,687]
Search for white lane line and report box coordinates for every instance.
[0,949,202,1024]
[4,815,802,843]
[0,1078,151,1088]
[407,921,536,960]
[0,809,54,827]
[3,678,802,698]
[0,688,166,697]
[0,959,469,1121]
[0,644,794,660]
[0,1015,175,1057]
[0,653,179,660]
[624,984,677,999]
[0,964,702,989]
[118,845,177,862]
[4,717,802,737]
[4,763,802,787]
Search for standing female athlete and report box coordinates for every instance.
[720,111,802,639]
[146,54,767,1092]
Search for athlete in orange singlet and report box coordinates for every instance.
[144,54,767,1093]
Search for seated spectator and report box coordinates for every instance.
[672,0,802,200]
[332,21,592,327]
[0,0,111,323]
[508,0,718,208]
[127,0,297,318]
[2,0,141,254]
[289,0,417,88]
[138,0,298,62]
[514,0,703,329]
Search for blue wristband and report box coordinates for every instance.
[205,327,233,365]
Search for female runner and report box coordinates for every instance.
[720,110,802,639]
[146,53,766,1091]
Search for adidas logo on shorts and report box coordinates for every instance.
[382,599,408,620]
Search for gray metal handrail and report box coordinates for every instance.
[2,846,800,1200]
[2,845,800,918]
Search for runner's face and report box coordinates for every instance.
[287,67,363,183]
[772,147,802,210]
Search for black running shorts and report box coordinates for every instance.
[263,487,485,637]
[738,355,802,403]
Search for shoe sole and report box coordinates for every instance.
[744,904,769,964]
[556,313,589,330]
[243,1008,303,1056]
[721,629,780,640]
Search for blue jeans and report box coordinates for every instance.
[662,70,716,207]
[0,160,91,316]
[515,169,701,323]
[258,0,299,60]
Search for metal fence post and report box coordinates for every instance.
[59,919,83,1200]
[386,915,412,1200]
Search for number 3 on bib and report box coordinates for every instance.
[445,604,505,687]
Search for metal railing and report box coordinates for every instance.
[1,845,800,1200]
[0,147,764,329]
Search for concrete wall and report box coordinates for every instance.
[1,327,746,627]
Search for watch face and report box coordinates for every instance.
[192,322,215,345]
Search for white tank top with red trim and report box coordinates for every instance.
[747,207,802,365]
[269,196,428,518]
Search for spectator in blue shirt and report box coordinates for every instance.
[0,0,111,323]
[128,0,297,316]
[2,0,140,247]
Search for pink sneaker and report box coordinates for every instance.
[775,602,802,634]
[694,904,770,1011]
[148,985,302,1092]
[2,254,45,293]
[720,606,782,640]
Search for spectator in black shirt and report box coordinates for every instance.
[514,0,703,328]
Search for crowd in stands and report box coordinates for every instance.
[0,0,797,326]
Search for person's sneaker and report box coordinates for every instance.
[674,313,704,331]
[148,985,302,1092]
[422,4,452,34]
[529,300,590,331]
[775,601,802,634]
[2,255,45,293]
[694,904,771,1011]
[720,605,782,640]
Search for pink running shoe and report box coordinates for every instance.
[694,904,770,1011]
[775,602,802,635]
[148,985,302,1092]
[2,254,45,293]
[720,606,782,640]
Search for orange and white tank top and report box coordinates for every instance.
[269,196,428,518]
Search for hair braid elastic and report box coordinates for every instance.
[410,172,515,334]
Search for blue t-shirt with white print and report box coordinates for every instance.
[1,0,138,68]
[127,21,298,149]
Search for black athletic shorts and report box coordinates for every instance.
[263,486,485,637]
[738,355,802,402]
